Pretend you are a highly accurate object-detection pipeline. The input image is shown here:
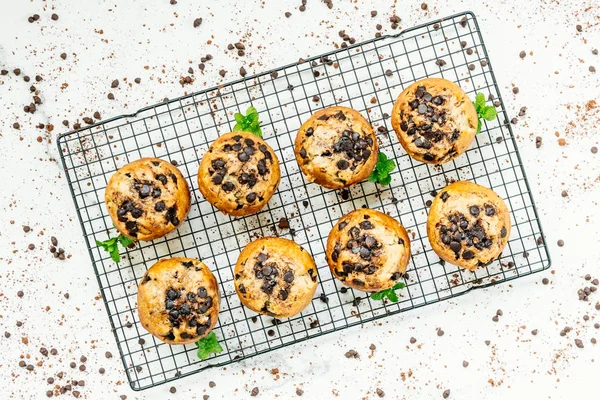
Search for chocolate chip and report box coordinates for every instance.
[222,182,234,192]
[283,271,294,283]
[240,67,247,77]
[443,389,450,399]
[193,18,202,28]
[336,159,349,170]
[246,192,257,203]
[557,239,564,247]
[251,387,259,396]
[437,328,445,336]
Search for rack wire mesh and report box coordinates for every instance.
[57,11,551,391]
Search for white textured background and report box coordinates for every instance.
[1,0,599,399]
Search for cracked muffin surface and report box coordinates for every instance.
[198,131,280,216]
[105,158,191,241]
[427,181,512,270]
[294,106,378,189]
[234,237,318,318]
[391,78,478,164]
[137,257,220,345]
[326,208,411,292]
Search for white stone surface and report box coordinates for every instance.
[1,0,599,399]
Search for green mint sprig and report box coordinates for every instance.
[196,332,224,360]
[96,234,134,263]
[233,106,262,137]
[473,93,498,134]
[368,152,396,185]
[370,282,406,303]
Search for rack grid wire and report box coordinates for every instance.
[57,11,551,391]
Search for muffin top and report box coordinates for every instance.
[105,158,190,241]
[295,106,378,189]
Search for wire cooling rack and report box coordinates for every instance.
[57,11,550,390]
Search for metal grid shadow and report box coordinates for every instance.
[57,11,551,391]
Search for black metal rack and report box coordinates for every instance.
[57,11,550,391]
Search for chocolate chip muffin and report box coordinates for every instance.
[326,209,411,292]
[198,131,280,216]
[105,158,191,241]
[427,181,512,270]
[234,237,318,318]
[137,257,220,345]
[391,78,478,164]
[294,106,378,190]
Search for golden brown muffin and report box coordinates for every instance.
[234,237,318,318]
[137,257,220,345]
[198,131,280,216]
[105,158,191,241]
[427,181,512,270]
[391,78,478,164]
[294,106,378,189]
[326,209,411,292]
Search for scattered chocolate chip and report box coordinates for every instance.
[576,24,582,32]
[111,79,119,88]
[542,278,549,285]
[285,12,292,18]
[557,239,564,247]
[296,387,304,396]
[409,337,416,344]
[193,18,203,28]
[240,67,247,77]
[51,13,59,21]
[575,339,584,348]
[437,328,444,336]
[443,389,450,399]
[462,360,469,367]
[170,387,177,394]
[512,87,519,94]
[251,387,259,396]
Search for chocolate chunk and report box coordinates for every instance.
[417,104,428,114]
[462,250,475,260]
[359,220,374,230]
[130,208,143,218]
[337,159,349,170]
[152,188,161,198]
[139,184,151,198]
[222,182,234,192]
[449,241,461,252]
[501,227,507,238]
[246,192,257,203]
[156,174,167,185]
[485,205,495,216]
[155,201,166,212]
[238,152,249,162]
[415,86,425,98]
[212,174,223,184]
[469,206,480,217]
[414,137,432,149]
[279,289,288,300]
[283,271,294,283]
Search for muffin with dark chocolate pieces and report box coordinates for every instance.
[105,158,191,241]
[427,181,511,270]
[326,209,411,292]
[391,78,478,164]
[137,257,220,345]
[295,106,378,189]
[234,237,318,318]
[198,131,280,216]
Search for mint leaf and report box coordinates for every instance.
[387,290,399,303]
[196,332,224,360]
[474,93,486,112]
[369,151,396,185]
[233,106,263,137]
[370,291,385,300]
[370,281,406,303]
[473,93,497,134]
[481,106,497,121]
[96,232,134,263]
[118,234,134,248]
